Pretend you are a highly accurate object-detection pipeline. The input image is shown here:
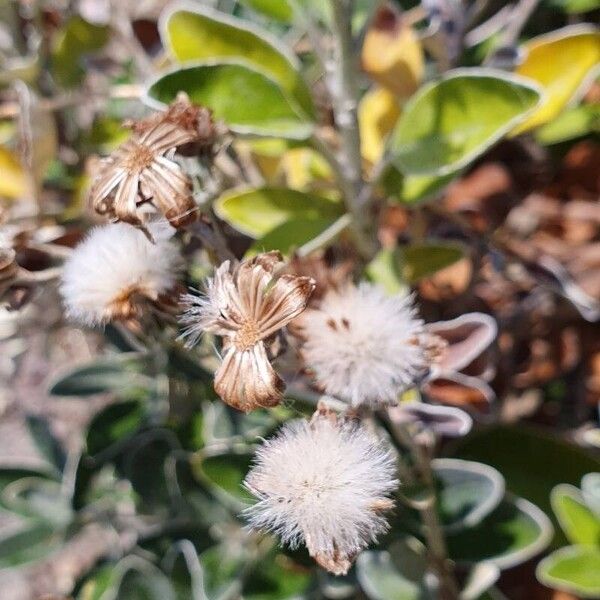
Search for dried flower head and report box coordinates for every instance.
[60,221,181,326]
[244,406,397,575]
[299,282,435,406]
[179,251,315,412]
[89,93,215,233]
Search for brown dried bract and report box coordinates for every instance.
[89,93,217,235]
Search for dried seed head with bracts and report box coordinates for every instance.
[244,405,397,575]
[298,282,441,407]
[179,251,315,412]
[60,221,182,326]
[89,93,216,235]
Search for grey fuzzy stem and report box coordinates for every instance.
[329,0,376,258]
[381,414,459,600]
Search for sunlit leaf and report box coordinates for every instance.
[247,216,340,257]
[161,4,314,117]
[51,16,109,87]
[238,0,293,22]
[361,5,424,99]
[0,146,27,200]
[535,103,600,145]
[390,70,541,176]
[537,545,600,598]
[551,484,600,545]
[548,0,600,12]
[359,87,401,164]
[396,170,459,205]
[215,186,342,237]
[581,473,600,518]
[513,26,600,134]
[146,63,313,139]
[447,496,554,569]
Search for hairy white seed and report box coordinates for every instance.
[244,413,397,574]
[300,283,430,406]
[60,221,180,326]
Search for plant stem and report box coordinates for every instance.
[414,443,460,600]
[381,413,460,599]
[329,0,375,258]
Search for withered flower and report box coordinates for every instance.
[179,251,315,412]
[89,93,215,234]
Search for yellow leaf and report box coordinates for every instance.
[280,148,332,190]
[513,25,600,134]
[359,87,401,164]
[361,5,424,99]
[0,146,27,200]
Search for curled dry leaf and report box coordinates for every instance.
[389,401,473,438]
[423,313,498,410]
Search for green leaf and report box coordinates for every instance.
[0,522,61,568]
[49,353,150,397]
[146,63,313,139]
[195,453,254,504]
[239,0,294,22]
[447,496,553,569]
[397,171,459,205]
[51,16,109,87]
[433,458,505,534]
[551,484,600,546]
[26,415,66,474]
[356,538,430,600]
[582,473,600,518]
[86,400,145,457]
[448,425,600,535]
[535,103,600,145]
[401,243,464,283]
[547,0,600,12]
[365,248,407,295]
[215,186,342,237]
[161,5,313,117]
[390,70,541,176]
[247,216,341,257]
[244,552,311,600]
[537,545,600,598]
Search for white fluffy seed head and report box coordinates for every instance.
[244,413,397,574]
[60,221,181,326]
[300,283,430,406]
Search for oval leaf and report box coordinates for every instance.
[161,4,314,117]
[390,70,541,176]
[402,243,464,283]
[247,216,341,257]
[146,63,313,139]
[447,496,554,569]
[551,484,600,545]
[433,458,505,533]
[537,545,600,599]
[215,186,342,237]
[513,26,600,134]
